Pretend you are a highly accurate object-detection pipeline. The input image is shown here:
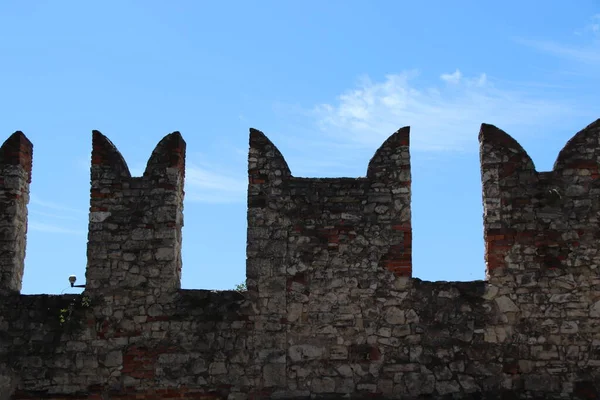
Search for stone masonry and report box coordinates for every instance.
[0,132,32,294]
[0,119,600,399]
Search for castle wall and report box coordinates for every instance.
[1,132,252,399]
[0,290,250,399]
[0,132,32,294]
[476,119,600,396]
[1,121,600,399]
[86,131,185,292]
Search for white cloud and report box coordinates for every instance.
[441,69,486,87]
[185,164,246,203]
[30,196,86,214]
[517,38,600,64]
[39,158,246,205]
[474,73,487,87]
[587,14,600,36]
[28,196,87,234]
[29,210,78,220]
[314,70,580,152]
[441,69,462,84]
[29,222,85,235]
[519,14,600,65]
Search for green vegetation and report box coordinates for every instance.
[234,282,247,292]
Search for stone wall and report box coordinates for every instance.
[0,132,32,294]
[87,130,185,292]
[1,120,600,399]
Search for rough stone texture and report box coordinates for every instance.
[0,132,32,294]
[87,130,185,292]
[1,121,600,399]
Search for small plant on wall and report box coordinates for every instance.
[234,282,247,292]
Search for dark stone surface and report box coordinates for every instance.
[1,121,600,398]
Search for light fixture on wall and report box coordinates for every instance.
[68,275,86,288]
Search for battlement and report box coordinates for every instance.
[86,131,185,293]
[247,126,411,287]
[1,120,600,399]
[0,132,32,294]
[480,119,600,278]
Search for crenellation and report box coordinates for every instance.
[246,128,292,392]
[554,119,600,172]
[86,131,185,295]
[2,120,600,398]
[0,131,32,294]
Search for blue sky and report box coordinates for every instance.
[1,1,599,294]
